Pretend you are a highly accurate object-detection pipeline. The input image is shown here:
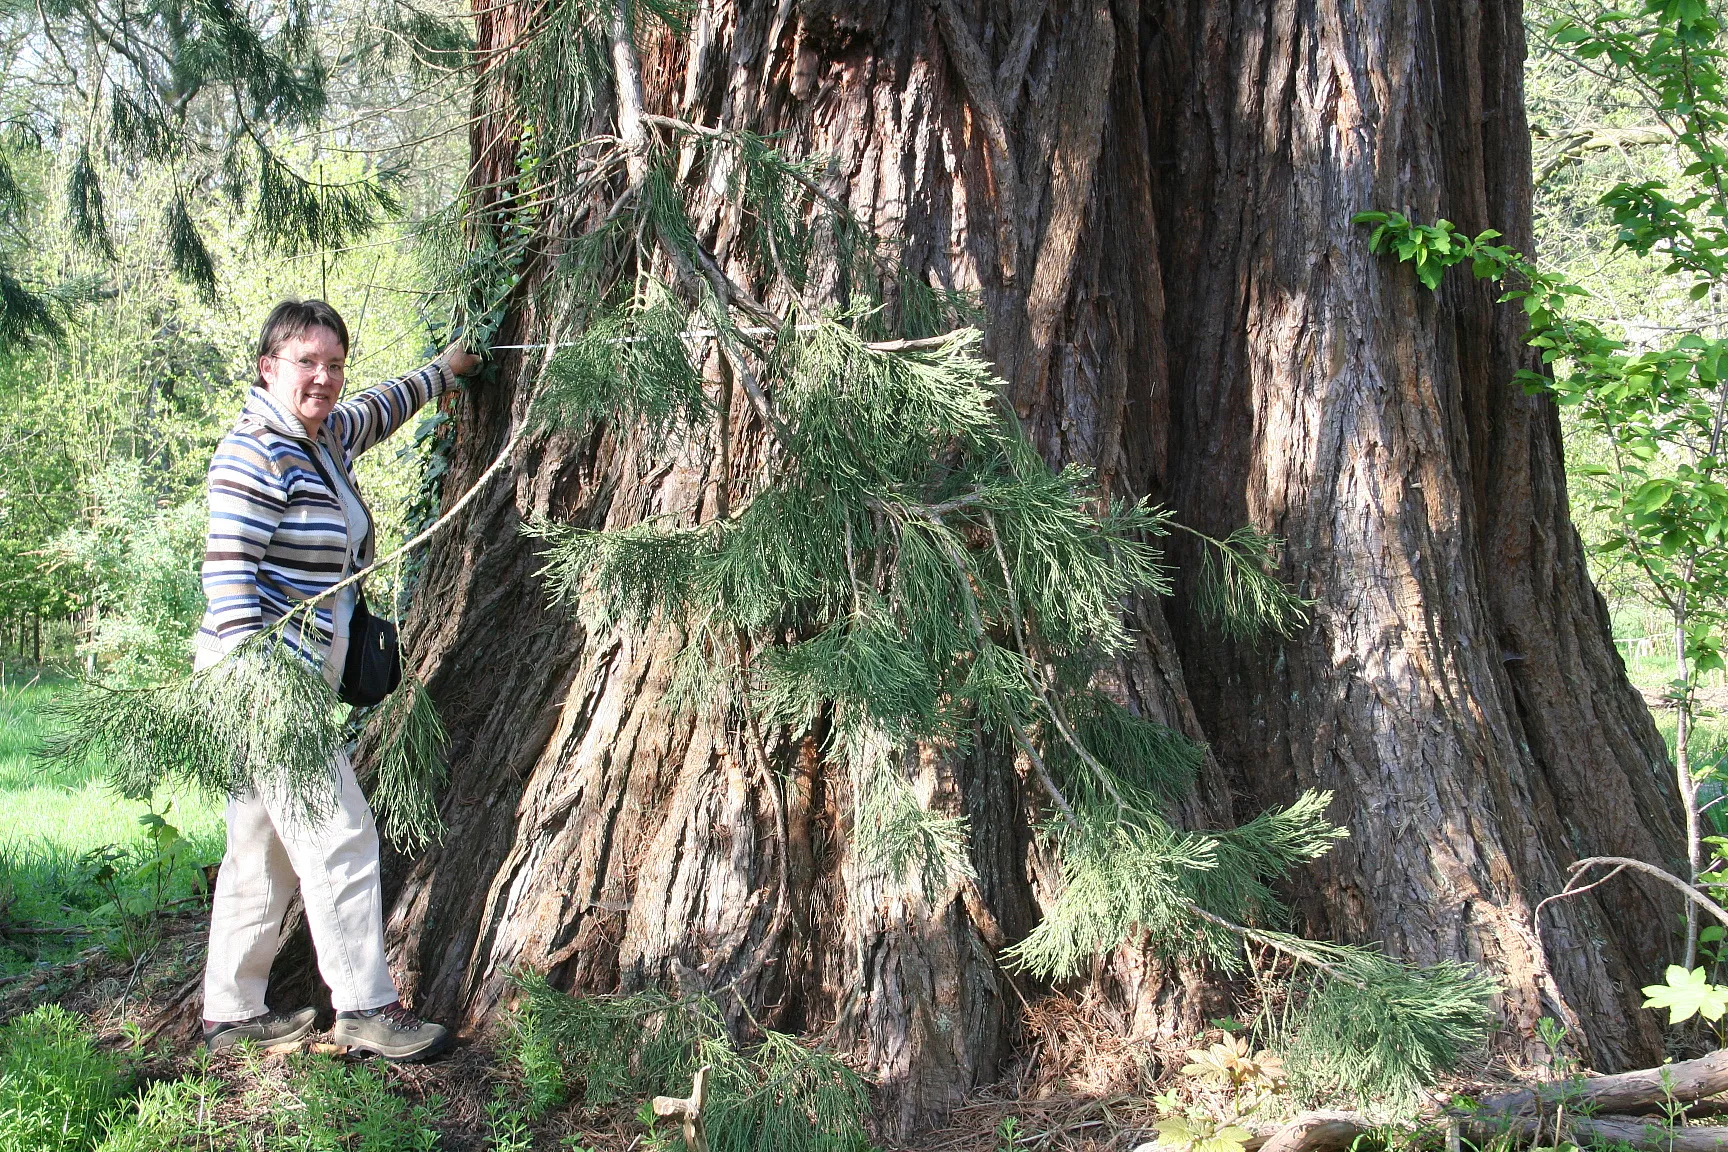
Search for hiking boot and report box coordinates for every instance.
[330,1001,449,1061]
[203,1007,317,1053]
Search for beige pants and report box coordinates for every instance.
[202,748,399,1020]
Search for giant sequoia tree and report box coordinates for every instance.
[368,0,1684,1134]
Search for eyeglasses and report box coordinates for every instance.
[270,355,346,381]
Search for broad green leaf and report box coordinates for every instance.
[1641,965,1728,1024]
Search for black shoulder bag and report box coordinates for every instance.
[303,442,402,707]
[341,595,401,707]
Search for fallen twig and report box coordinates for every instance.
[1473,1113,1728,1151]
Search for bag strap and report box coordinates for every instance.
[297,437,373,590]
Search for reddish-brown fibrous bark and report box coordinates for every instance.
[323,0,1686,1136]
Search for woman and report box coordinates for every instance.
[195,299,479,1060]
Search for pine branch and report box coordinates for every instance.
[1177,522,1312,641]
[506,974,872,1149]
[165,193,217,303]
[608,0,649,180]
[249,143,403,257]
[38,634,345,822]
[39,419,518,819]
[0,267,65,345]
[67,146,115,261]
[359,676,449,853]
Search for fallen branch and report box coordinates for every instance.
[1243,1111,1368,1152]
[652,1064,710,1152]
[1234,1105,1728,1152]
[0,945,106,990]
[1559,856,1728,929]
[2,924,91,936]
[1473,1114,1728,1152]
[1472,1047,1728,1117]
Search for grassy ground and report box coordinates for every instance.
[0,669,226,979]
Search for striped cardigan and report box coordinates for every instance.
[194,361,455,681]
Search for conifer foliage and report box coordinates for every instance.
[483,0,1493,1100]
[37,0,1497,1105]
[0,0,466,336]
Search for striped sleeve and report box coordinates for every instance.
[201,432,288,653]
[328,360,454,458]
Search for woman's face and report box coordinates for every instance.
[259,325,347,436]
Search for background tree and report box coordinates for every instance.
[354,0,1689,1135]
[0,0,468,667]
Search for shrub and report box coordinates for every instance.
[0,1004,128,1152]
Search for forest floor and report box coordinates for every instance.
[0,919,1534,1152]
[0,663,1719,1151]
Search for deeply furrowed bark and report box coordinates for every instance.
[323,0,1684,1135]
[1146,0,1679,1068]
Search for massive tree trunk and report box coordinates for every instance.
[356,0,1681,1135]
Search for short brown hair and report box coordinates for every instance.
[255,299,350,385]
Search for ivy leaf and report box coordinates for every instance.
[1641,965,1728,1024]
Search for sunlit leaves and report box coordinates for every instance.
[1641,964,1728,1023]
[1357,199,1728,678]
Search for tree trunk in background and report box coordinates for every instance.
[352,0,1682,1135]
[1144,2,1682,1069]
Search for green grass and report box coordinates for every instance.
[0,1004,129,1152]
[0,670,226,977]
[0,672,225,854]
[0,1003,449,1152]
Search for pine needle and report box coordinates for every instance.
[0,265,66,345]
[360,676,449,853]
[165,193,218,303]
[108,91,180,161]
[38,636,344,821]
[67,146,115,261]
[1045,690,1204,810]
[505,973,872,1152]
[530,287,707,441]
[251,145,402,257]
[1188,524,1313,641]
[1005,790,1349,979]
[757,613,940,741]
[843,722,975,899]
[1267,939,1499,1105]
